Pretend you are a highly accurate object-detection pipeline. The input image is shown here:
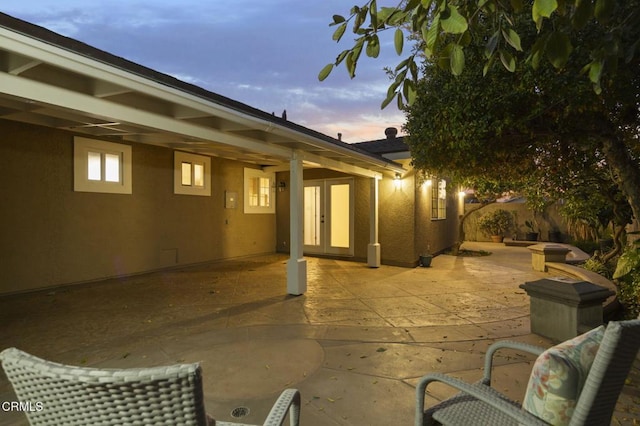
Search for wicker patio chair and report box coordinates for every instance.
[0,347,300,426]
[416,319,640,426]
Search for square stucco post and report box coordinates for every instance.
[287,151,307,295]
[367,176,381,267]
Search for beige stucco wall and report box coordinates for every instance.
[378,172,417,266]
[275,168,445,268]
[463,202,567,242]
[414,179,460,256]
[0,119,276,294]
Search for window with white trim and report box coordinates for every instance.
[74,137,132,194]
[174,151,211,196]
[432,178,447,219]
[244,168,275,214]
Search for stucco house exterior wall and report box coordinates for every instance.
[0,119,277,294]
[354,130,461,265]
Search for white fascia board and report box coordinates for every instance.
[0,72,292,159]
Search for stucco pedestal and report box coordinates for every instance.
[519,277,615,342]
[528,244,570,272]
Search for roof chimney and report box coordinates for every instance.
[337,132,342,141]
[384,127,398,139]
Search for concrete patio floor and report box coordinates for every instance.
[1,242,638,425]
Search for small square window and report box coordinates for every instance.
[174,152,211,196]
[244,168,275,214]
[74,137,131,194]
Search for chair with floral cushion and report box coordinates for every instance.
[0,347,301,426]
[415,319,640,426]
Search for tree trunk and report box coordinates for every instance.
[601,138,640,225]
[451,201,495,255]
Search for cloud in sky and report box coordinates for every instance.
[4,0,408,142]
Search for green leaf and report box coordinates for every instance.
[421,0,433,8]
[366,35,381,58]
[397,92,405,110]
[409,59,419,80]
[485,31,499,59]
[613,249,640,279]
[424,16,440,58]
[482,55,496,76]
[331,15,346,25]
[532,0,558,30]
[370,0,378,29]
[502,28,523,51]
[377,7,396,22]
[332,23,347,41]
[318,63,334,81]
[450,43,465,75]
[337,49,349,63]
[546,31,573,68]
[437,43,451,71]
[381,90,396,109]
[587,60,603,84]
[440,5,468,34]
[394,29,404,55]
[403,78,417,105]
[499,49,516,72]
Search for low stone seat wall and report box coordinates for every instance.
[546,261,620,318]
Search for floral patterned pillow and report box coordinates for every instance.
[522,326,605,426]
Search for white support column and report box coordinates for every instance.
[287,151,307,295]
[367,176,381,268]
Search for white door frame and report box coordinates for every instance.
[303,178,354,256]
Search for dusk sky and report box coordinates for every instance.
[4,1,408,143]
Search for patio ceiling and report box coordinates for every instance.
[0,13,405,179]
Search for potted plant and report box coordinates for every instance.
[419,253,433,267]
[478,209,513,243]
[420,244,433,267]
[524,220,539,241]
[548,226,563,243]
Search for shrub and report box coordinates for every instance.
[582,257,614,280]
[478,209,513,237]
[613,242,640,319]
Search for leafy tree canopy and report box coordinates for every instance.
[319,0,640,108]
[403,1,639,223]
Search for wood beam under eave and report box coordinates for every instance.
[7,55,42,75]
[92,80,132,98]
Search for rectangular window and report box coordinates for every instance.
[74,137,132,194]
[244,168,275,214]
[432,178,447,219]
[174,151,211,196]
[180,161,205,188]
[249,177,271,207]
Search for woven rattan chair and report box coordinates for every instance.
[0,347,300,426]
[416,319,640,425]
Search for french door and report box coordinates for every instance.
[303,178,354,256]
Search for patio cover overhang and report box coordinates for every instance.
[0,13,406,295]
